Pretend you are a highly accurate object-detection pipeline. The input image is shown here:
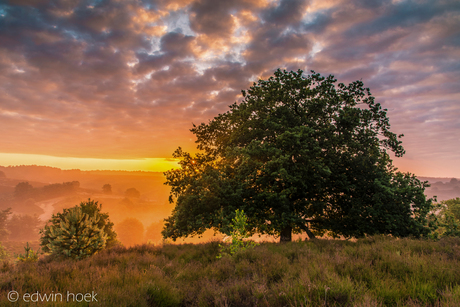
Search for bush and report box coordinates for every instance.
[40,204,109,260]
[40,199,118,254]
[78,199,118,248]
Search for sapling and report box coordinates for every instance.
[17,242,40,262]
[217,209,258,258]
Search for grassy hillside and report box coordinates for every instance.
[1,236,459,306]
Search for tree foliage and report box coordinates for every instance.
[40,206,107,259]
[14,182,34,199]
[125,188,140,198]
[430,197,460,238]
[17,242,41,263]
[217,209,258,258]
[42,181,79,198]
[13,181,79,201]
[163,69,434,241]
[102,184,112,194]
[40,199,117,257]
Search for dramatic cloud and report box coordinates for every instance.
[0,0,459,176]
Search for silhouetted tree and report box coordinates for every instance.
[125,188,140,198]
[102,184,112,194]
[14,182,34,199]
[164,69,434,242]
[42,181,79,198]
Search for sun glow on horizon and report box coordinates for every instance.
[0,153,180,172]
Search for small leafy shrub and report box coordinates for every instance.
[17,242,40,262]
[217,209,258,258]
[40,206,108,260]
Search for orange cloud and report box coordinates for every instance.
[0,0,458,176]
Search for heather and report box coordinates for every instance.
[1,236,459,306]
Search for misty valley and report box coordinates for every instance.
[2,165,457,249]
[0,165,228,249]
[0,165,459,306]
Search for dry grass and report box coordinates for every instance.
[0,236,459,306]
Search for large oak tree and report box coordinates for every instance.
[163,69,434,242]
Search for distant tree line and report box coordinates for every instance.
[430,178,460,191]
[14,181,80,200]
[0,165,67,181]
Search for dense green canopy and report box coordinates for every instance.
[163,69,434,242]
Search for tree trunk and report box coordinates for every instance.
[305,228,316,240]
[299,224,316,240]
[280,226,292,243]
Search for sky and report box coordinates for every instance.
[0,0,459,177]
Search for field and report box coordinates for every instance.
[1,236,459,306]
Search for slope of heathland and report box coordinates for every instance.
[1,236,459,306]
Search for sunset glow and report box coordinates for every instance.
[0,153,179,172]
[0,0,459,177]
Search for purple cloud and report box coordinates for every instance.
[0,0,459,176]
